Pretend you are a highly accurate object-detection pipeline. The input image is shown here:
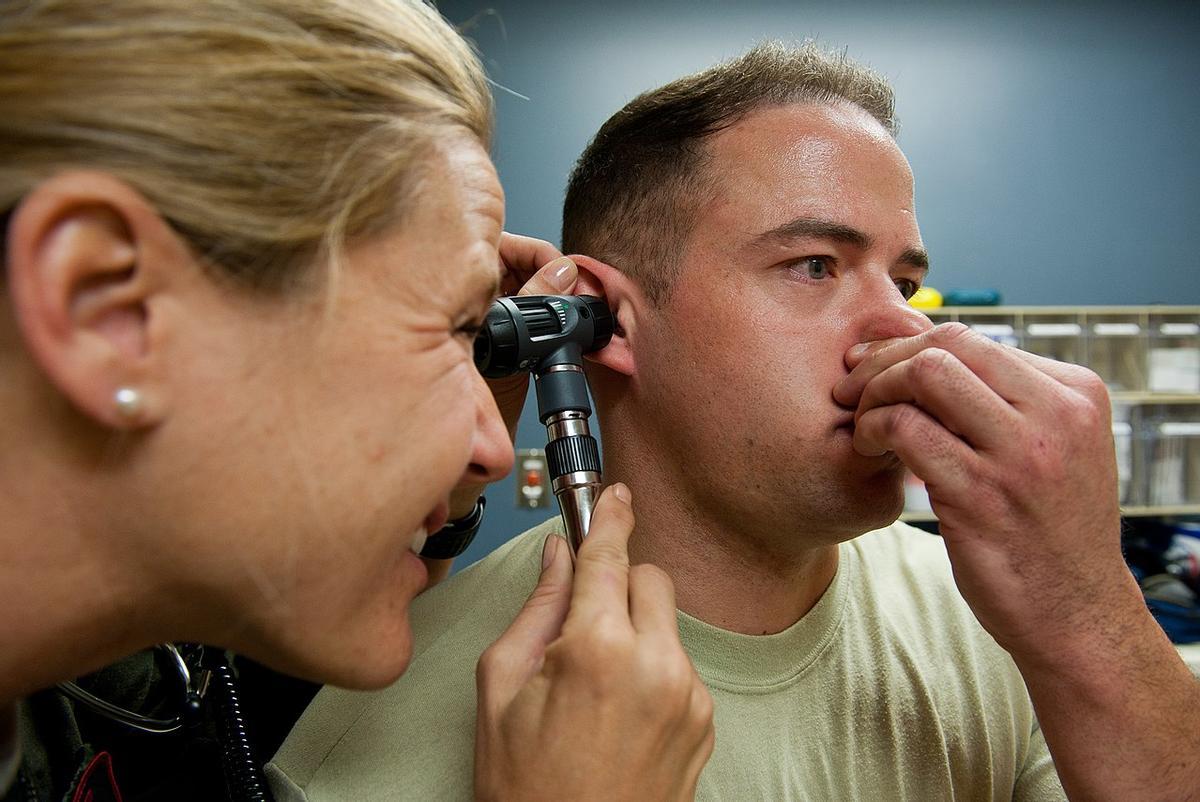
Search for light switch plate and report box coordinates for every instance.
[515,448,551,509]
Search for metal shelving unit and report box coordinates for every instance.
[900,305,1200,522]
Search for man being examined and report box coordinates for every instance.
[268,43,1200,801]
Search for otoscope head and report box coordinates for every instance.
[474,295,614,378]
[474,295,609,556]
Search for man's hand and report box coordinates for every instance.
[474,484,715,801]
[834,321,1132,662]
[834,322,1200,800]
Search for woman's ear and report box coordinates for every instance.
[568,255,641,378]
[6,171,186,429]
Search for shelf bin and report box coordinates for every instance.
[1021,313,1084,366]
[1148,314,1200,393]
[1145,417,1200,506]
[957,313,1019,347]
[1113,420,1134,505]
[1088,314,1146,392]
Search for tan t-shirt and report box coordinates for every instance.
[267,519,1065,801]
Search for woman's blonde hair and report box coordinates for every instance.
[0,0,492,289]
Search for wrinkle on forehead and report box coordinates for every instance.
[440,135,505,235]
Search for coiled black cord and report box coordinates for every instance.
[205,657,274,802]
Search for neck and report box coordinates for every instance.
[602,418,839,636]
[0,448,172,708]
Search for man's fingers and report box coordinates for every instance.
[854,402,978,498]
[992,344,1110,397]
[628,563,678,636]
[567,483,635,624]
[854,348,1018,452]
[477,533,574,702]
[836,322,1061,410]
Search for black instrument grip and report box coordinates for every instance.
[546,434,601,480]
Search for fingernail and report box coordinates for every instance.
[548,258,578,292]
[848,343,870,359]
[542,534,559,569]
[612,482,631,504]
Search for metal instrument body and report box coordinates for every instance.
[475,295,613,554]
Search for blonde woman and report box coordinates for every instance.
[0,1,713,799]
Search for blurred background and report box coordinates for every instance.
[433,0,1200,567]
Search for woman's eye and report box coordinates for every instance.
[895,278,919,300]
[455,320,484,341]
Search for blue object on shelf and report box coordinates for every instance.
[941,289,1002,306]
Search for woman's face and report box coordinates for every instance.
[162,135,512,687]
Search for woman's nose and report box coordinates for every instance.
[463,370,514,485]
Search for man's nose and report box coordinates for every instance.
[855,279,933,345]
[463,371,514,485]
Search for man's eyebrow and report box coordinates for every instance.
[898,247,930,273]
[752,216,931,273]
[752,217,873,250]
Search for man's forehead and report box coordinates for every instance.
[697,102,917,241]
[712,101,899,163]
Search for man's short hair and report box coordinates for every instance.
[562,41,896,304]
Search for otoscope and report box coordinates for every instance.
[474,295,614,555]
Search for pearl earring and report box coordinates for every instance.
[114,387,142,418]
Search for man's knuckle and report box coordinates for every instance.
[931,321,972,347]
[1049,386,1106,434]
[909,347,955,381]
[1075,397,1108,432]
[886,403,922,437]
[1077,370,1111,406]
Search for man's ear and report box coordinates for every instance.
[569,255,641,378]
[6,170,186,429]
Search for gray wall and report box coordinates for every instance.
[438,0,1200,570]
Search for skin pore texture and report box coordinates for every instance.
[0,135,512,703]
[585,102,930,635]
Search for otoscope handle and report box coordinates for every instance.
[556,481,601,556]
[542,400,602,556]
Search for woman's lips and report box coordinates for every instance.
[407,502,450,556]
[424,502,449,535]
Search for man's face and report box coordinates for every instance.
[633,102,932,546]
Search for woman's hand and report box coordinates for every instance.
[473,484,715,801]
[487,233,579,439]
[422,235,579,586]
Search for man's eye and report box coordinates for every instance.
[800,257,831,279]
[895,278,919,300]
